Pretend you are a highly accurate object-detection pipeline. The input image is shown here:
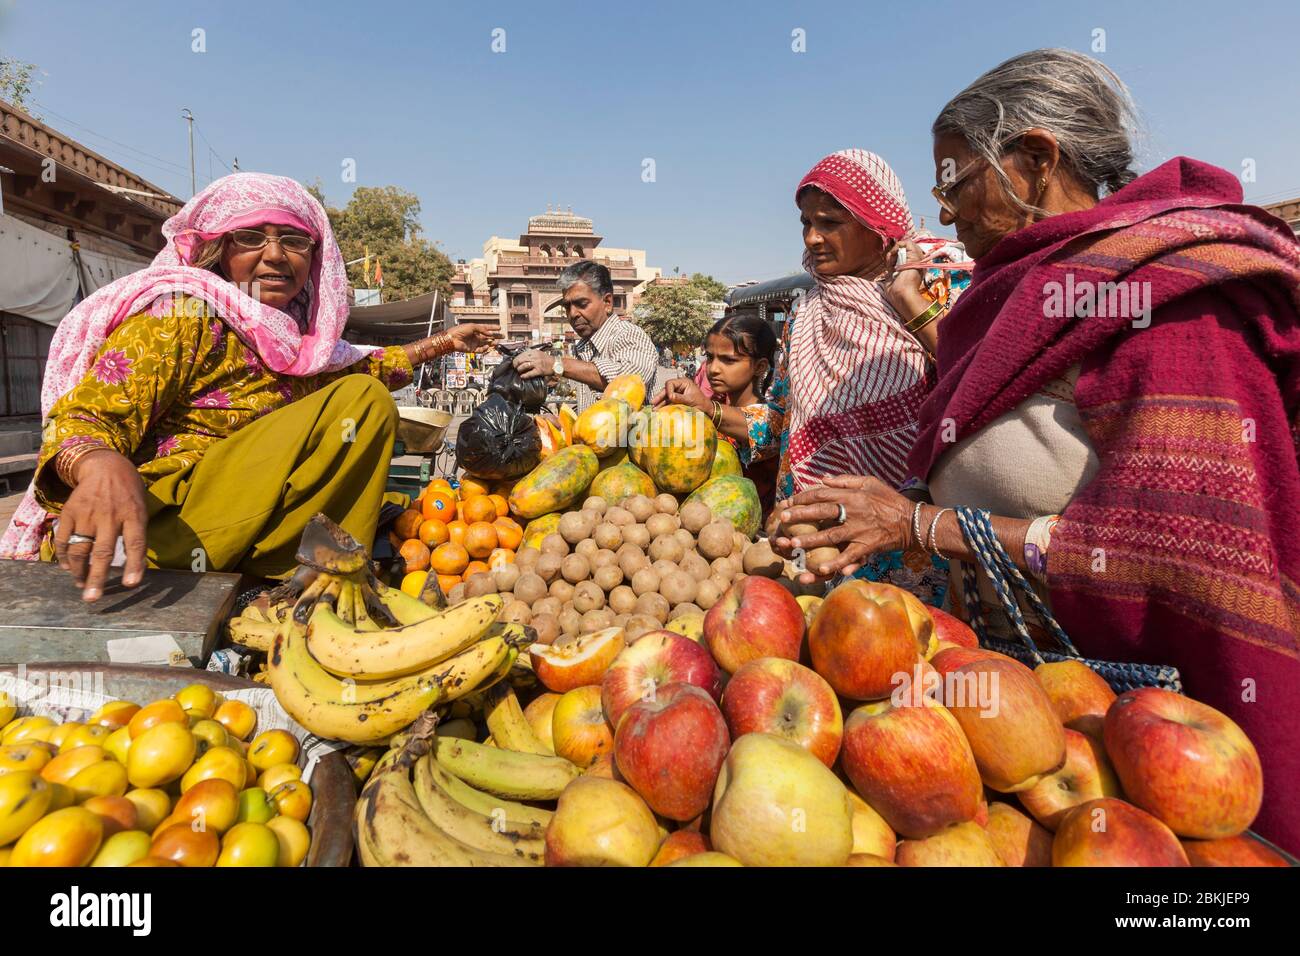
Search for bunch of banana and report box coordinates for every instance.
[227,595,292,652]
[354,718,579,867]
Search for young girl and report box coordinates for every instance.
[655,315,780,517]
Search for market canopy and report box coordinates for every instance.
[725,272,814,309]
[346,291,446,342]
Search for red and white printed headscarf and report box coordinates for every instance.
[783,150,932,493]
[1,172,376,559]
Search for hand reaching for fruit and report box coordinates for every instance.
[772,475,914,583]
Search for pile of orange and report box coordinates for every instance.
[390,475,523,598]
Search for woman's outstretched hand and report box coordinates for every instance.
[53,448,148,602]
[654,377,710,410]
[448,325,502,353]
[771,475,914,582]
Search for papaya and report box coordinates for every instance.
[521,513,562,550]
[602,373,646,409]
[573,398,631,459]
[508,445,601,519]
[637,404,718,494]
[684,475,762,537]
[588,462,656,505]
[710,439,743,479]
[534,415,568,460]
[558,404,578,445]
[627,407,653,470]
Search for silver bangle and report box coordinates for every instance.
[926,507,953,558]
[910,501,924,552]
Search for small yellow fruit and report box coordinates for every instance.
[0,743,52,775]
[46,782,76,810]
[122,788,171,832]
[40,745,109,785]
[172,778,240,834]
[59,723,112,752]
[128,699,187,740]
[91,830,152,867]
[190,719,229,750]
[174,683,218,720]
[67,759,129,802]
[1,715,55,745]
[400,570,429,599]
[180,745,246,792]
[216,822,280,867]
[248,729,300,771]
[214,701,257,741]
[237,787,276,824]
[82,794,139,834]
[88,700,140,730]
[0,770,54,845]
[269,779,313,823]
[126,722,196,788]
[257,763,302,793]
[104,726,132,764]
[47,721,82,750]
[10,806,103,867]
[265,815,311,867]
[0,690,15,727]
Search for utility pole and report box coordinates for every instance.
[181,109,195,197]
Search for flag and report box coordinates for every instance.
[362,247,371,285]
[374,259,383,287]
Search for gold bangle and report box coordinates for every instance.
[904,299,945,334]
[54,441,108,487]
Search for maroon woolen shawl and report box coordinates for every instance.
[910,158,1300,852]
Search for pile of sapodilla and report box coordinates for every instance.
[523,574,1275,867]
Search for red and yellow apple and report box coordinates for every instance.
[601,630,723,730]
[1033,660,1115,739]
[551,685,615,768]
[720,657,843,767]
[648,829,710,866]
[709,732,854,867]
[1052,797,1189,867]
[927,605,980,650]
[1018,728,1121,830]
[544,776,662,867]
[807,580,931,700]
[847,790,896,861]
[983,801,1052,867]
[895,821,1005,867]
[839,697,982,838]
[943,657,1065,793]
[523,693,560,753]
[613,682,730,821]
[1181,834,1291,867]
[704,577,805,674]
[1103,688,1262,839]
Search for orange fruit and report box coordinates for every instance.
[422,490,457,522]
[430,542,470,576]
[488,548,515,570]
[436,574,462,593]
[418,519,449,548]
[463,561,491,579]
[428,478,453,493]
[445,520,469,547]
[462,495,498,525]
[393,509,424,541]
[400,571,429,599]
[399,539,431,573]
[464,521,499,559]
[459,476,490,498]
[492,517,523,550]
[488,494,510,520]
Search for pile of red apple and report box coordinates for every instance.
[531,576,1285,867]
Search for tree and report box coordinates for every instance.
[634,282,715,349]
[0,57,41,116]
[688,272,728,302]
[303,181,454,303]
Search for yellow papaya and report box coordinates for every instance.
[521,513,562,550]
[588,461,657,505]
[710,439,743,479]
[602,373,647,409]
[573,398,631,459]
[509,445,601,519]
[638,404,717,494]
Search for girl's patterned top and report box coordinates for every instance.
[34,295,412,511]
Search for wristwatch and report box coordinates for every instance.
[551,356,565,377]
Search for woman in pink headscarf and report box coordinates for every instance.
[0,173,495,601]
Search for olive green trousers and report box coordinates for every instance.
[144,374,397,579]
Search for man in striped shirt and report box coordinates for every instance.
[513,260,660,411]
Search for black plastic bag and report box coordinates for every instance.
[488,341,548,411]
[455,392,542,479]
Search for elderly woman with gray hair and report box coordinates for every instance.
[774,49,1300,851]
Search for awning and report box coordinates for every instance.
[346,290,445,340]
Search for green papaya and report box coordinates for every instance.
[508,445,600,519]
[637,404,717,494]
[684,475,762,537]
[710,440,743,479]
[588,462,657,504]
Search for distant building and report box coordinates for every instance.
[449,208,661,344]
[0,99,181,418]
[1261,197,1300,236]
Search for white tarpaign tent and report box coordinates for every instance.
[0,212,150,326]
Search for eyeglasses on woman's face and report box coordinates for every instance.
[931,130,1033,217]
[226,228,316,255]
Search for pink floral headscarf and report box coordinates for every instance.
[1,172,375,559]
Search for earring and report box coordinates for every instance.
[1038,177,1048,194]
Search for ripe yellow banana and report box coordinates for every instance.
[268,620,510,745]
[305,596,504,680]
[228,615,278,653]
[431,736,580,801]
[412,754,544,863]
[355,764,534,867]
[483,684,550,756]
[429,753,553,829]
[372,582,441,626]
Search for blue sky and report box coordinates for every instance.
[3,0,1298,283]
